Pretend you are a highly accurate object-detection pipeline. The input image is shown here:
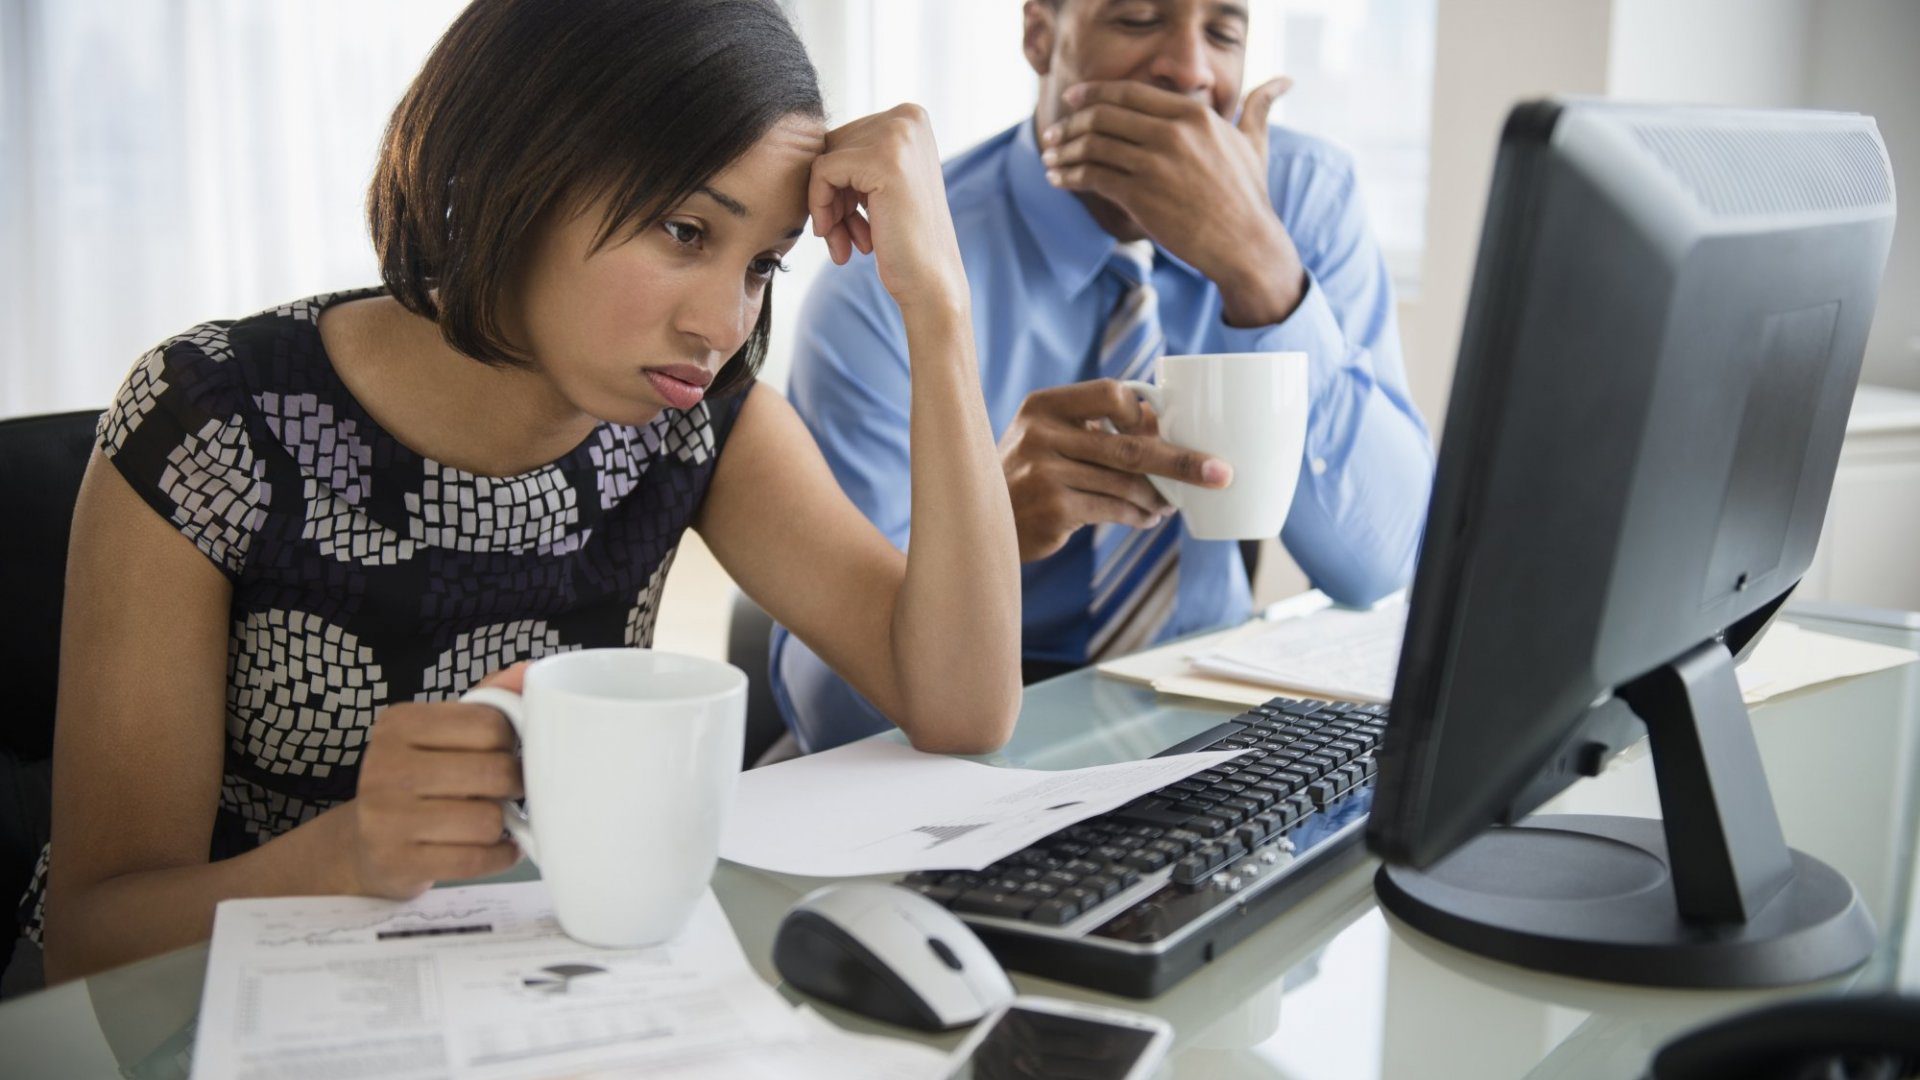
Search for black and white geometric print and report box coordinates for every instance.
[159,414,270,576]
[625,548,678,647]
[403,461,582,554]
[227,610,387,779]
[98,347,169,454]
[220,773,327,848]
[18,846,49,945]
[305,480,418,566]
[258,392,373,503]
[177,321,237,365]
[588,424,647,511]
[418,619,579,701]
[640,403,718,466]
[271,295,333,325]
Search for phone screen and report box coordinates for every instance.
[947,1005,1157,1080]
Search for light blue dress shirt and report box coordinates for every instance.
[771,118,1434,750]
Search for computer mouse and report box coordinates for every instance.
[772,882,1016,1031]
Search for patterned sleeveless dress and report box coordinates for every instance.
[17,288,747,942]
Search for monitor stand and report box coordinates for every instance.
[1375,637,1875,988]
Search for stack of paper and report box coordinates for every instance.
[1099,593,1918,710]
[1190,603,1406,703]
[191,883,948,1079]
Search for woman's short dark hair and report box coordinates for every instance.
[369,0,823,398]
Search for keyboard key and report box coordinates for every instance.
[1083,875,1122,900]
[917,883,963,905]
[1042,871,1081,889]
[1215,795,1257,818]
[1172,856,1210,886]
[1189,815,1229,839]
[1110,798,1193,830]
[953,889,1038,919]
[1030,899,1080,925]
[1124,849,1170,872]
[1017,881,1058,899]
[1062,886,1101,910]
[1149,838,1189,859]
[1309,780,1339,806]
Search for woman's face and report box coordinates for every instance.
[514,113,827,426]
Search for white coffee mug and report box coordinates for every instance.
[462,649,746,948]
[1121,351,1310,541]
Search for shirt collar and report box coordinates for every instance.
[1005,117,1204,296]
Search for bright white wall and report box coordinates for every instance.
[1803,0,1920,391]
[1607,0,1811,107]
[1404,0,1918,429]
[1398,0,1613,428]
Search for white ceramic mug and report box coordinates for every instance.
[462,649,746,947]
[1122,352,1310,541]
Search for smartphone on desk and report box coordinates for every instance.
[941,995,1173,1079]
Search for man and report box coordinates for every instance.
[771,0,1433,749]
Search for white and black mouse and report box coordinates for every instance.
[772,882,1016,1031]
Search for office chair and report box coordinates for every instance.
[1648,995,1920,1079]
[726,592,793,768]
[0,410,100,983]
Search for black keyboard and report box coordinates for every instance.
[900,696,1387,997]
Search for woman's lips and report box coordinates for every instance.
[642,366,710,410]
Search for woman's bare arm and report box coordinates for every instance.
[43,454,521,983]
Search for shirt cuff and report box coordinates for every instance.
[1215,271,1345,408]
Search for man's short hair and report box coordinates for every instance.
[368,0,823,398]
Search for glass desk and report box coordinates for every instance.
[4,605,1917,1079]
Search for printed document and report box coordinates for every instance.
[720,738,1243,877]
[191,884,806,1080]
[1192,603,1406,703]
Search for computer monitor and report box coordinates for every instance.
[1366,99,1897,987]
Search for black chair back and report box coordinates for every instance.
[0,410,99,976]
[0,411,99,760]
[726,592,789,768]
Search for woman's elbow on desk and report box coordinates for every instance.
[898,683,1021,756]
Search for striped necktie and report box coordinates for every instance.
[1087,241,1180,661]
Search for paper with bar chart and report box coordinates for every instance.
[720,738,1245,877]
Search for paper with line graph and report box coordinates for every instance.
[721,737,1244,877]
[191,883,805,1080]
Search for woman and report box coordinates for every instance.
[32,0,1020,983]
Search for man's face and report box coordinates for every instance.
[1026,0,1251,134]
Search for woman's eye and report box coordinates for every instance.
[749,257,790,280]
[663,220,702,246]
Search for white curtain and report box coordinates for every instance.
[0,0,465,418]
[0,0,1430,418]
